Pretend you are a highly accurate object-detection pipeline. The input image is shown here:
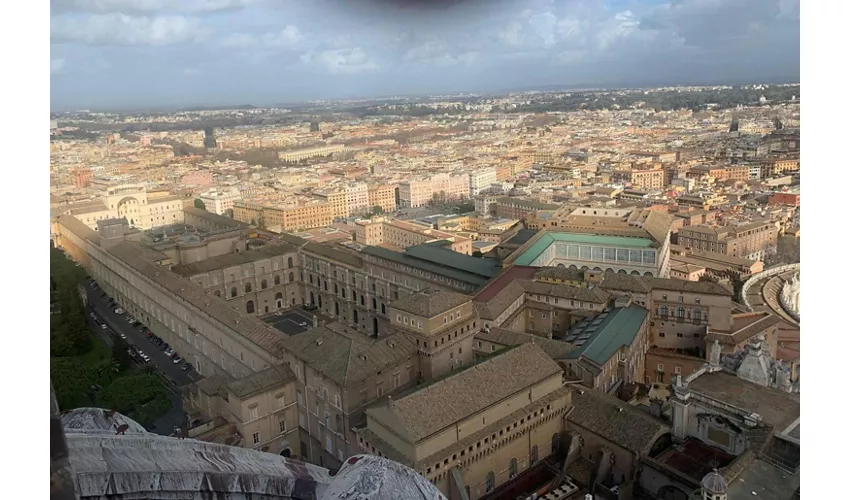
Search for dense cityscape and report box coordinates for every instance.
[49,83,800,500]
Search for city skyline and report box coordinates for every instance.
[50,0,800,109]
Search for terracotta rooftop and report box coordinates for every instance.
[227,364,297,399]
[367,343,562,442]
[390,289,472,318]
[687,371,800,430]
[567,389,669,454]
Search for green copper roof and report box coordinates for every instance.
[512,232,654,266]
[564,306,648,366]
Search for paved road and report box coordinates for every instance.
[85,280,189,435]
[86,281,193,387]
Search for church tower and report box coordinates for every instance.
[700,470,728,500]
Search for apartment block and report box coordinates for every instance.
[677,222,778,261]
[199,189,242,215]
[233,200,333,231]
[368,184,397,213]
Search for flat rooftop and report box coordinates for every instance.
[655,438,735,481]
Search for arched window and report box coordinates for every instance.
[631,270,640,275]
[694,309,702,323]
[274,275,281,286]
[245,282,252,293]
[334,284,339,294]
[381,303,386,314]
[509,458,518,478]
[261,279,268,290]
[618,269,627,274]
[660,305,668,317]
[324,281,328,291]
[214,290,221,297]
[552,433,560,453]
[230,287,237,298]
[246,301,255,314]
[531,445,538,465]
[288,272,294,283]
[677,307,685,319]
[644,271,653,277]
[287,257,293,268]
[352,290,357,301]
[485,471,495,492]
[275,292,283,300]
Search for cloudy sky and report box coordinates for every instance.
[49,0,800,110]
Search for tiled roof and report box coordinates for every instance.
[687,371,799,430]
[474,328,576,360]
[227,364,296,399]
[171,242,297,276]
[522,281,611,304]
[567,389,669,454]
[303,241,363,268]
[183,206,247,228]
[473,280,527,320]
[707,313,780,345]
[390,289,472,318]
[367,343,562,442]
[284,324,418,386]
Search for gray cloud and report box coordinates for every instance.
[50,0,800,108]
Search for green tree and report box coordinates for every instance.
[110,338,134,372]
[51,357,97,410]
[95,375,170,428]
[194,198,206,211]
[372,205,384,215]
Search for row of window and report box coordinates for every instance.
[217,274,294,298]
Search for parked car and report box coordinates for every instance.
[181,363,192,372]
[144,330,153,338]
[172,356,184,364]
[118,332,126,340]
[114,308,125,314]
[299,321,308,327]
[164,348,175,357]
[100,323,108,330]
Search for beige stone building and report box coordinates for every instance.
[368,183,397,213]
[233,200,333,231]
[355,343,572,500]
[355,217,473,255]
[677,221,778,261]
[52,184,186,230]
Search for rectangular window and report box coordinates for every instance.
[276,394,285,409]
[657,364,664,371]
[393,373,400,388]
[299,411,306,428]
[248,406,259,421]
[252,432,260,445]
[297,390,303,406]
[279,419,287,434]
[325,434,334,453]
[674,366,682,374]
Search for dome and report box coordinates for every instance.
[61,408,148,435]
[701,470,728,494]
[321,455,447,500]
